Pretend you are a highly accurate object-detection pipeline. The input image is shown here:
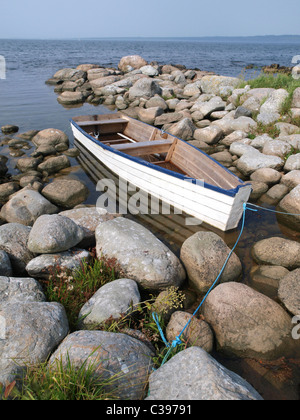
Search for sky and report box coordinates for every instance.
[0,0,299,39]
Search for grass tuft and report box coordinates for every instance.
[239,73,300,93]
[41,253,120,331]
[2,354,121,400]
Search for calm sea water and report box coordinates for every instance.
[0,38,299,398]
[0,38,299,132]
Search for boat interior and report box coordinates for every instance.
[73,113,243,190]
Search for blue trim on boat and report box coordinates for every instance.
[70,119,249,198]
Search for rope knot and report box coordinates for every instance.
[171,336,182,348]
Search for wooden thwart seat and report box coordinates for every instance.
[77,118,128,135]
[111,139,173,157]
[77,118,127,127]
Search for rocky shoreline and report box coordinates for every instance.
[46,56,300,224]
[0,55,300,400]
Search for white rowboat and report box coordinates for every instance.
[70,113,252,231]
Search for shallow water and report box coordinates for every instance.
[0,38,300,400]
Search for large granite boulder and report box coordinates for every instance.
[95,218,186,291]
[199,75,240,96]
[146,347,263,400]
[278,269,300,316]
[118,55,148,73]
[0,301,68,385]
[27,214,85,254]
[128,78,162,100]
[26,249,91,279]
[32,128,69,149]
[277,185,300,230]
[252,237,300,269]
[49,330,154,400]
[0,276,45,305]
[42,178,89,209]
[59,207,121,247]
[0,223,35,274]
[236,149,284,176]
[0,189,58,226]
[202,282,294,360]
[180,232,242,293]
[78,278,141,328]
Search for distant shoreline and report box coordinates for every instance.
[1,35,300,43]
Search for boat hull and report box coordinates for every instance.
[71,122,252,231]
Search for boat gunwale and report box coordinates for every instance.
[70,118,251,198]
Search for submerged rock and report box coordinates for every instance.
[1,125,19,135]
[16,157,42,173]
[250,265,289,298]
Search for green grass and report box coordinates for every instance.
[238,73,300,132]
[239,73,300,93]
[284,146,300,161]
[239,74,300,119]
[1,353,121,400]
[41,255,120,331]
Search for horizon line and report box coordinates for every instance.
[1,34,300,41]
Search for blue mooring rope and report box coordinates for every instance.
[152,201,300,367]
